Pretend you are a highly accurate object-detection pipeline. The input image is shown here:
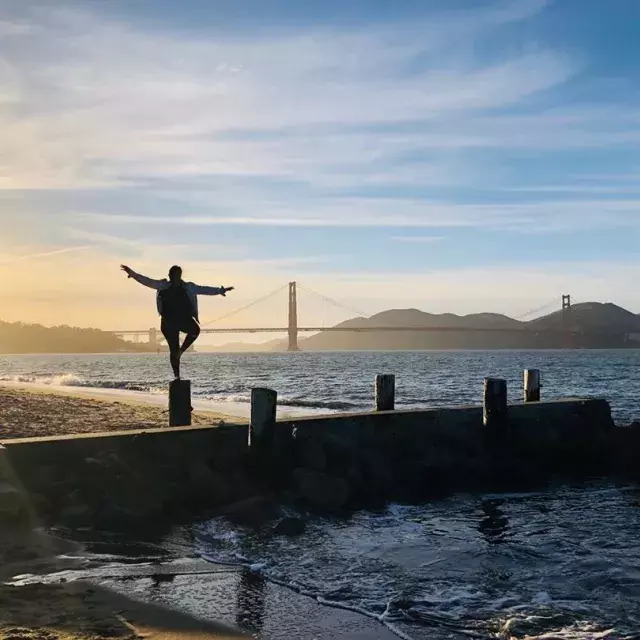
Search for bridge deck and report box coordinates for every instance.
[112,325,569,335]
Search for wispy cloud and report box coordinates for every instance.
[2,0,638,237]
[392,236,446,243]
[0,0,573,193]
[0,19,34,37]
[78,197,640,231]
[0,246,90,265]
[573,171,640,183]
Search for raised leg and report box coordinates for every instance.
[180,318,201,355]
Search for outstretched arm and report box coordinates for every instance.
[120,265,166,290]
[192,283,235,296]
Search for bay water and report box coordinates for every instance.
[1,349,640,422]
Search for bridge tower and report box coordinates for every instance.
[288,281,299,351]
[562,294,573,349]
[149,327,158,347]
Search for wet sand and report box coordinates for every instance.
[4,548,398,640]
[0,384,241,439]
[0,385,248,639]
[0,529,247,640]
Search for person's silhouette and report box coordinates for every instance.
[121,265,233,378]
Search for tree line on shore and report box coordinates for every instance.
[0,321,155,354]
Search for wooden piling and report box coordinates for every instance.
[483,378,508,433]
[524,369,541,403]
[375,374,395,411]
[249,388,278,449]
[169,379,192,427]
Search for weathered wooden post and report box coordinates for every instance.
[524,369,541,403]
[483,378,508,434]
[249,388,278,449]
[169,379,192,427]
[375,374,395,411]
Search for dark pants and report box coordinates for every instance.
[161,316,201,378]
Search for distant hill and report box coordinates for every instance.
[280,302,640,351]
[0,321,156,354]
[530,302,640,333]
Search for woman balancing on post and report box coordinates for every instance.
[121,265,234,379]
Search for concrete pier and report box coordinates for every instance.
[0,395,620,529]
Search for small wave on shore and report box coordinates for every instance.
[0,373,359,414]
[194,391,361,413]
[278,397,361,411]
[0,373,166,395]
[1,373,85,386]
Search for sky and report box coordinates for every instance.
[1,0,640,340]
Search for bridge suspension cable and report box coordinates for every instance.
[201,283,289,326]
[515,297,562,320]
[297,283,369,318]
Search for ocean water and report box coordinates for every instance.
[1,349,639,423]
[195,485,640,639]
[2,350,640,639]
[13,485,640,640]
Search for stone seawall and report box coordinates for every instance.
[278,398,616,510]
[3,424,253,531]
[1,398,628,531]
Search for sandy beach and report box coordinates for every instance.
[0,384,248,639]
[0,383,242,440]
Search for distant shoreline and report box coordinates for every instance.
[3,346,640,356]
[0,350,161,356]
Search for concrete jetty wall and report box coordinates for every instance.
[3,424,251,530]
[0,398,622,530]
[279,398,615,509]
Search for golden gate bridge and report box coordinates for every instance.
[111,282,574,351]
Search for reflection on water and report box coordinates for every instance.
[236,570,266,637]
[478,499,509,544]
[150,573,176,587]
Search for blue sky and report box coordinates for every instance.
[1,0,640,332]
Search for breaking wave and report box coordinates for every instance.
[0,374,164,394]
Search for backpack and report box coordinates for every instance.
[159,284,194,320]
